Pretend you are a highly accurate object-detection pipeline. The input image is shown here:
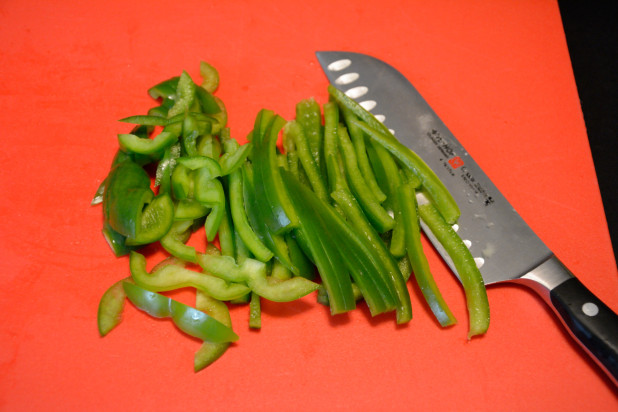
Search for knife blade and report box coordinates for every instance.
[316,51,618,384]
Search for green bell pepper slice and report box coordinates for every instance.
[122,281,238,343]
[283,120,328,201]
[199,61,219,93]
[167,71,196,118]
[196,254,319,303]
[398,184,456,327]
[129,251,250,301]
[160,220,198,263]
[118,131,178,155]
[331,188,412,324]
[295,98,325,176]
[148,76,179,101]
[228,168,273,262]
[97,277,132,336]
[417,197,490,338]
[194,291,232,372]
[251,111,299,233]
[124,193,174,246]
[337,125,394,233]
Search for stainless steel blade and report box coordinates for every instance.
[316,51,552,285]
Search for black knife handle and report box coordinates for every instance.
[550,276,618,384]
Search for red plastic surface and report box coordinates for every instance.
[1,0,617,410]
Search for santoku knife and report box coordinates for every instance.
[316,51,618,384]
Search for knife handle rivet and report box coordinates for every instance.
[374,114,386,123]
[582,302,599,317]
[327,59,352,72]
[474,257,485,269]
[335,72,359,85]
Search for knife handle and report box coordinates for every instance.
[521,256,618,386]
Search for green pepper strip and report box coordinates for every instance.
[174,199,209,220]
[181,114,200,157]
[284,120,329,202]
[349,118,461,225]
[398,184,457,327]
[194,176,225,242]
[97,277,133,336]
[160,220,198,263]
[117,131,178,156]
[194,291,232,372]
[199,61,220,93]
[417,197,490,337]
[242,162,297,274]
[148,76,179,100]
[155,143,181,195]
[271,259,292,280]
[195,86,221,115]
[196,254,319,302]
[218,204,236,258]
[248,292,261,329]
[323,102,348,193]
[252,112,299,233]
[295,98,324,174]
[125,193,175,246]
[228,168,273,262]
[331,188,412,324]
[366,141,406,258]
[102,160,175,247]
[219,142,253,176]
[284,232,315,280]
[129,251,250,301]
[337,125,394,233]
[210,96,227,133]
[123,281,238,343]
[283,171,399,316]
[167,71,196,118]
[282,124,301,179]
[101,222,134,257]
[197,134,220,159]
[338,103,387,203]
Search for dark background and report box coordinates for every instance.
[559,2,617,264]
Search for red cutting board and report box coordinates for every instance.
[1,0,616,410]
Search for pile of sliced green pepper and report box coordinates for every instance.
[94,60,489,373]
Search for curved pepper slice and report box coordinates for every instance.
[97,277,132,337]
[199,61,220,93]
[417,197,489,338]
[102,160,173,247]
[196,254,319,303]
[337,126,394,233]
[331,188,412,324]
[398,184,456,327]
[125,193,174,246]
[129,251,250,301]
[194,291,232,372]
[122,281,238,343]
[283,120,328,202]
[167,71,196,118]
[160,220,198,263]
[228,168,273,262]
[251,111,299,234]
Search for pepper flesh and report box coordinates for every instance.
[122,281,239,343]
